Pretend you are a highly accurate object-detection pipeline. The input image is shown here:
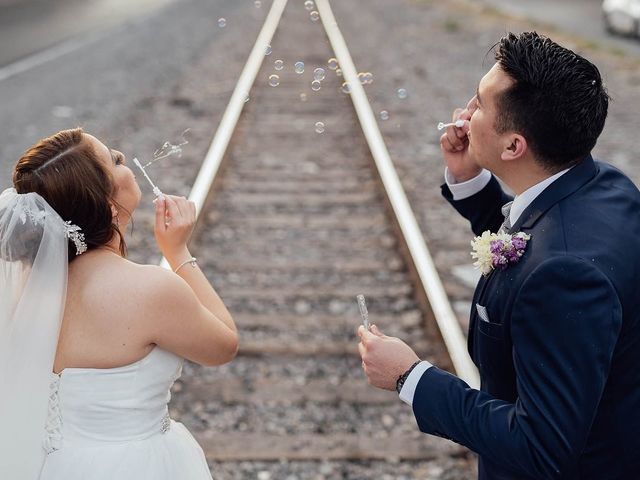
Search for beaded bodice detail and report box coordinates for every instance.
[43,376,63,454]
[44,347,183,451]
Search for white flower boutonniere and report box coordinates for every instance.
[470,230,531,276]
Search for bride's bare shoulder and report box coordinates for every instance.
[124,263,194,303]
[69,257,181,301]
[109,261,178,288]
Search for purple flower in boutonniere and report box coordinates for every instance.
[470,231,531,276]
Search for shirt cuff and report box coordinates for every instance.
[399,360,433,405]
[445,167,492,201]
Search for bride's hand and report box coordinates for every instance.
[154,195,197,261]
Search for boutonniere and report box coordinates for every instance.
[470,231,531,276]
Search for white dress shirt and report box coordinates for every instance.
[399,166,571,406]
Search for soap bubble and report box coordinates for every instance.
[304,0,315,10]
[341,82,351,94]
[300,93,308,102]
[265,45,272,56]
[254,0,261,7]
[335,68,342,77]
[274,59,284,71]
[328,58,339,70]
[294,61,305,74]
[218,18,226,28]
[380,110,389,121]
[363,72,373,84]
[315,121,325,134]
[313,67,326,81]
[310,11,320,21]
[397,88,408,99]
[141,129,191,169]
[268,74,280,87]
[358,72,366,85]
[311,80,321,91]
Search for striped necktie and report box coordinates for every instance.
[499,201,513,233]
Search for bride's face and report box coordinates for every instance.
[84,134,141,223]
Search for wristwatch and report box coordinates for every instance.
[396,361,422,394]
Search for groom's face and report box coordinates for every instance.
[468,63,514,172]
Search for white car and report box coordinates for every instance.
[603,0,640,36]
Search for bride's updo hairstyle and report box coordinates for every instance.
[12,128,127,260]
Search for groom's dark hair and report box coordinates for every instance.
[493,32,609,172]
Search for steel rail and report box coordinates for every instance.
[315,0,479,388]
[157,0,478,388]
[159,0,289,269]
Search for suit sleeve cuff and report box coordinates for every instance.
[399,360,433,405]
[445,167,492,201]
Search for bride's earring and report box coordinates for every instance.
[110,204,119,228]
[113,211,120,231]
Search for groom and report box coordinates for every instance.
[358,32,640,479]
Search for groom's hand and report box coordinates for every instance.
[357,325,420,391]
[440,95,482,183]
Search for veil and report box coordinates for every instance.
[0,187,69,479]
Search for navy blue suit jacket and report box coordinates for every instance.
[413,156,640,479]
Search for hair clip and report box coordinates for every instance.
[11,198,87,255]
[63,221,87,255]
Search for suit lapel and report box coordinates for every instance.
[468,155,598,360]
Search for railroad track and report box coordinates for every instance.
[166,1,478,478]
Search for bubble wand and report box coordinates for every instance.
[437,119,465,131]
[131,130,190,198]
[132,157,163,197]
[356,294,370,330]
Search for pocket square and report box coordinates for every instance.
[476,303,491,323]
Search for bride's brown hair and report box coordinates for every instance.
[12,128,127,260]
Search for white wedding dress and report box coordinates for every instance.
[39,346,213,480]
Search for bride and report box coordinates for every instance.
[0,128,238,479]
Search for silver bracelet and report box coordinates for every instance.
[174,257,197,273]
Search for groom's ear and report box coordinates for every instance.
[501,133,527,162]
